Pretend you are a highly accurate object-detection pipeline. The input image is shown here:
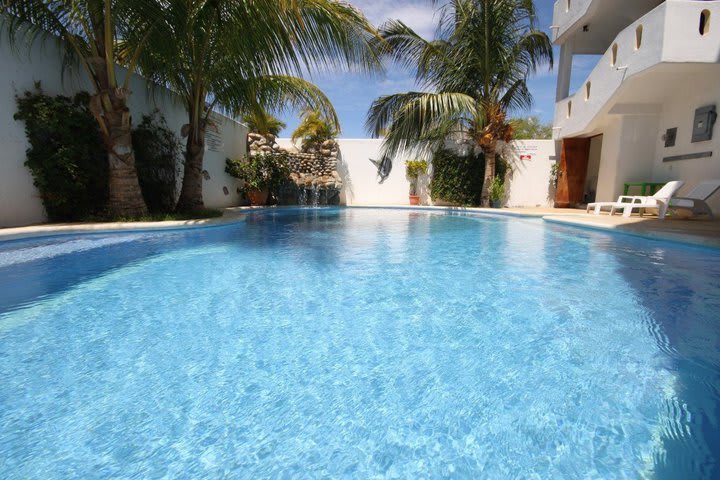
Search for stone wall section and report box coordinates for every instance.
[247,133,342,205]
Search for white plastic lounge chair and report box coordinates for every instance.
[586,181,685,218]
[668,179,720,220]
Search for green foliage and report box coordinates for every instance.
[291,109,339,150]
[132,111,181,213]
[225,153,290,194]
[14,87,108,221]
[130,0,379,209]
[242,109,287,136]
[488,176,505,201]
[550,162,562,187]
[495,154,511,182]
[366,0,553,161]
[406,159,429,195]
[510,116,553,139]
[430,149,484,206]
[405,160,429,180]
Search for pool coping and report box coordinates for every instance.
[1,205,718,249]
[0,211,252,242]
[543,215,720,249]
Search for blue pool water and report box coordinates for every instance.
[1,208,719,478]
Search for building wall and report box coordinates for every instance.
[651,73,720,212]
[595,115,660,202]
[503,140,557,208]
[554,1,720,213]
[0,33,246,227]
[590,73,720,211]
[279,138,555,207]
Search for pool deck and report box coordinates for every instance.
[1,206,718,248]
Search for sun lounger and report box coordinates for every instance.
[668,179,720,220]
[586,181,685,218]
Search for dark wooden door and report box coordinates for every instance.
[555,138,591,208]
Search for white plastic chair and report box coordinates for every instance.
[586,181,685,219]
[668,179,720,220]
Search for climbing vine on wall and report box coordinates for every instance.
[132,111,182,213]
[14,86,107,221]
[430,148,485,206]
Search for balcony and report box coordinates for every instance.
[554,1,720,139]
[553,0,663,53]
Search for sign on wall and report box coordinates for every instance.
[516,143,540,161]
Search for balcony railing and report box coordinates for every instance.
[552,0,594,42]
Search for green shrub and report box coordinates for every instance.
[132,111,181,213]
[406,159,429,195]
[14,86,108,221]
[225,153,290,195]
[488,176,505,201]
[430,148,485,206]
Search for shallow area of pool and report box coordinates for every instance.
[1,208,719,478]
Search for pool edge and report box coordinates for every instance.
[1,205,718,250]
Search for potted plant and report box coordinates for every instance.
[225,153,289,206]
[405,160,429,205]
[488,176,505,208]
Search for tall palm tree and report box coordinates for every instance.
[132,0,381,212]
[2,0,157,216]
[366,0,552,206]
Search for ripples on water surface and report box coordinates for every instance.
[0,208,719,479]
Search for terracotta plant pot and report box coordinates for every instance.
[409,195,420,205]
[247,188,269,206]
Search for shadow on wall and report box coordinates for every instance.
[417,172,432,205]
[336,150,354,205]
[547,183,557,207]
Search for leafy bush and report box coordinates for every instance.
[488,176,505,201]
[14,87,108,221]
[405,159,428,180]
[132,111,181,213]
[430,148,485,206]
[225,153,290,194]
[406,159,428,195]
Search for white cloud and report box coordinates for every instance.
[350,0,439,39]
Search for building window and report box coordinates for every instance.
[635,25,643,50]
[700,10,710,35]
[567,101,572,118]
[611,43,618,66]
[566,0,571,12]
[585,82,591,101]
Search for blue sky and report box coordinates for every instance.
[276,0,593,138]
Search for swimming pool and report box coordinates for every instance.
[1,208,719,478]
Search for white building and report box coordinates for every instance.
[552,0,720,211]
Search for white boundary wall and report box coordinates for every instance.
[278,138,555,207]
[1,34,246,227]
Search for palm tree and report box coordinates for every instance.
[133,0,381,212]
[2,0,157,216]
[291,108,339,151]
[242,109,286,137]
[366,0,552,206]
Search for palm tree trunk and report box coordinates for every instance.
[103,93,148,218]
[480,141,496,207]
[176,121,206,212]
